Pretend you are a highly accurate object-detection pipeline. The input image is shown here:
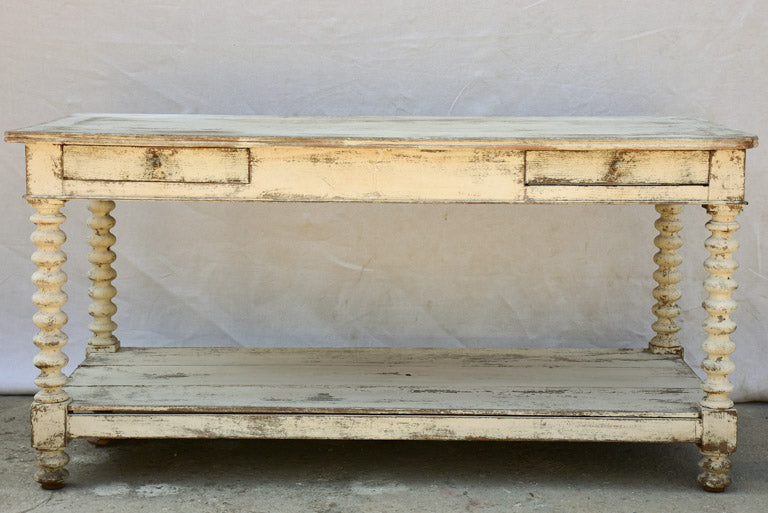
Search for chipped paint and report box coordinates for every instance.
[14,116,755,491]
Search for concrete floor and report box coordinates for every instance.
[1,396,766,513]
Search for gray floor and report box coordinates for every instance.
[1,396,766,513]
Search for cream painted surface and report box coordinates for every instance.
[65,347,703,417]
[12,115,754,490]
[525,150,710,185]
[6,114,756,149]
[30,402,68,451]
[249,146,524,202]
[523,185,711,203]
[700,205,742,410]
[708,151,747,202]
[68,413,701,443]
[11,116,751,203]
[86,200,120,354]
[27,199,70,489]
[699,408,738,491]
[649,204,684,355]
[63,145,250,183]
[25,144,63,196]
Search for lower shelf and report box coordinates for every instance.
[65,347,704,442]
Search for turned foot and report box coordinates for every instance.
[698,451,731,492]
[35,450,69,490]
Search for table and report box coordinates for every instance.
[6,115,757,492]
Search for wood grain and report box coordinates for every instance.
[68,413,701,443]
[6,115,757,149]
[66,347,702,418]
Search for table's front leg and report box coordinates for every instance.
[698,203,742,492]
[28,198,70,489]
[86,200,119,354]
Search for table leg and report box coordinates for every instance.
[698,203,742,492]
[86,200,119,354]
[28,198,70,489]
[650,204,684,355]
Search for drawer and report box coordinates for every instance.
[62,145,250,184]
[525,150,710,185]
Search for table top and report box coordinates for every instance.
[6,114,757,150]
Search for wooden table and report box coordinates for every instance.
[6,115,757,492]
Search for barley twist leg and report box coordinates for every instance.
[698,203,742,492]
[86,200,119,353]
[650,203,684,355]
[28,198,70,489]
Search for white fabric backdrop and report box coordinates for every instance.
[1,1,767,400]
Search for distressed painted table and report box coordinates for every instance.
[5,115,758,492]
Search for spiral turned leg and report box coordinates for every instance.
[649,204,684,356]
[87,200,119,354]
[28,198,70,489]
[698,203,742,492]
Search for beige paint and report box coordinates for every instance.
[6,114,757,150]
[700,204,742,410]
[63,145,250,184]
[27,198,70,490]
[30,402,68,451]
[86,200,120,354]
[7,115,756,491]
[249,146,524,202]
[65,347,703,417]
[68,413,701,443]
[8,116,752,204]
[25,144,63,196]
[708,150,746,202]
[526,150,710,185]
[698,408,738,491]
[649,204,684,355]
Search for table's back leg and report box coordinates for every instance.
[28,198,70,489]
[86,199,119,354]
[698,203,742,492]
[649,204,684,356]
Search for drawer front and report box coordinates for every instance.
[62,145,250,184]
[525,150,710,185]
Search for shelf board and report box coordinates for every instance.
[66,347,703,419]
